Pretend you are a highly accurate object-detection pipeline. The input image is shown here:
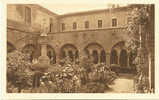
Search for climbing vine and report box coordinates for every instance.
[126,4,153,93]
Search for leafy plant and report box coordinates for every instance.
[126,4,153,93]
[38,57,117,93]
[7,51,34,93]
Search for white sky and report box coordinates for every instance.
[40,3,128,15]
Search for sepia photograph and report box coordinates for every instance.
[6,2,155,94]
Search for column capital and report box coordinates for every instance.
[38,36,49,45]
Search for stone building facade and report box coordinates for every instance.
[7,4,154,88]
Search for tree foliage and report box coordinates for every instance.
[126,4,152,51]
[126,4,153,93]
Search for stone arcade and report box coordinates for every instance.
[7,4,154,89]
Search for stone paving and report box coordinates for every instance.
[105,74,135,93]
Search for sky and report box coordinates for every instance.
[40,3,128,15]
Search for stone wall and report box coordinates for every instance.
[7,4,131,66]
[58,7,130,32]
[7,4,58,34]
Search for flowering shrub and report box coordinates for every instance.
[7,51,117,93]
[39,56,117,93]
[7,51,34,93]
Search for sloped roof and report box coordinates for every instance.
[58,5,132,18]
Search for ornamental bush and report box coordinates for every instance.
[7,51,34,93]
[7,51,117,93]
[40,56,117,93]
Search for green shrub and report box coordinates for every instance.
[7,51,34,93]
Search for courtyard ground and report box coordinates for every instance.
[105,74,135,93]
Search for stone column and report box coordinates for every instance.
[65,50,69,59]
[106,52,110,66]
[127,53,130,68]
[89,49,94,62]
[73,50,76,62]
[148,53,152,90]
[117,50,121,65]
[78,48,84,58]
[31,36,51,92]
[41,44,47,56]
[55,48,61,63]
[38,36,50,65]
[97,50,101,64]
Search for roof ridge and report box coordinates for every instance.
[58,5,130,17]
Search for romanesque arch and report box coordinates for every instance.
[119,49,128,67]
[7,41,16,53]
[22,44,36,62]
[84,43,106,64]
[100,50,106,63]
[110,41,129,67]
[129,51,137,69]
[60,44,78,62]
[110,49,118,64]
[47,45,56,64]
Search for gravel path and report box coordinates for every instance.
[105,74,135,93]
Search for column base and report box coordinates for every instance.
[38,56,50,64]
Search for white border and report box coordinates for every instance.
[1,0,159,99]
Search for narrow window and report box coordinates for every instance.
[85,21,89,29]
[50,18,53,32]
[73,22,77,29]
[61,23,65,31]
[112,18,117,27]
[98,20,102,28]
[25,7,31,24]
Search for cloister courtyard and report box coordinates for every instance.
[6,4,154,93]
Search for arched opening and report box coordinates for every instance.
[110,49,118,64]
[92,50,98,64]
[119,49,128,67]
[47,45,56,64]
[129,51,137,71]
[60,44,78,62]
[75,50,79,59]
[85,49,90,58]
[7,42,16,53]
[61,50,66,58]
[22,44,36,62]
[129,52,134,67]
[84,43,105,64]
[100,50,106,63]
[68,50,73,62]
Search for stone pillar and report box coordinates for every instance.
[127,53,130,68]
[89,49,94,62]
[73,50,76,62]
[31,36,51,91]
[106,52,110,66]
[117,50,120,65]
[65,50,70,60]
[78,48,84,57]
[89,49,93,56]
[41,44,47,56]
[97,50,101,64]
[38,36,50,65]
[55,47,61,63]
[148,53,152,90]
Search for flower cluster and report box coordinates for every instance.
[38,57,117,93]
[7,51,34,93]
